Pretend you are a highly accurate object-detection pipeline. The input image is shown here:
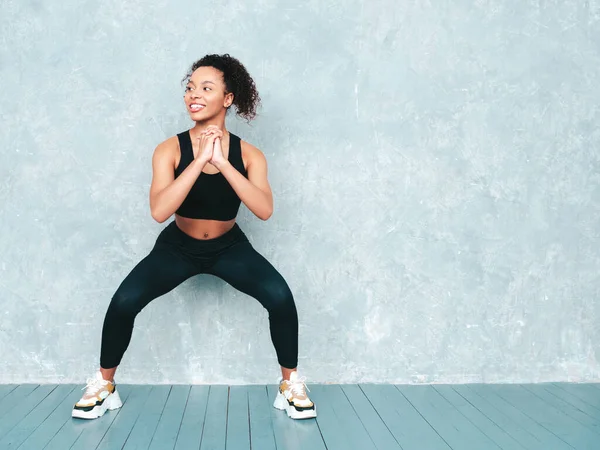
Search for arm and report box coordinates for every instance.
[215,143,274,221]
[149,140,210,223]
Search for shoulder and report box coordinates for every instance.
[240,138,267,168]
[152,135,179,164]
[156,135,180,153]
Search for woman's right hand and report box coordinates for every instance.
[193,132,215,163]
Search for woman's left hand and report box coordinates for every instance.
[202,126,227,169]
[210,135,227,168]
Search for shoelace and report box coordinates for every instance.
[81,377,109,396]
[289,376,310,397]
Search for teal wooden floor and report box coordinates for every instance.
[0,383,599,449]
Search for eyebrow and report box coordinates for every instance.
[187,80,216,85]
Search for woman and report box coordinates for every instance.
[72,54,316,420]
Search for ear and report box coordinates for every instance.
[224,92,234,108]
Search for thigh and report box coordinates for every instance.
[208,241,292,306]
[113,243,199,311]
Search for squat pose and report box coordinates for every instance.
[72,54,316,420]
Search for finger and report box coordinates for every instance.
[205,127,222,136]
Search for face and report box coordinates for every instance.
[184,66,234,121]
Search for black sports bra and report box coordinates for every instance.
[174,131,247,220]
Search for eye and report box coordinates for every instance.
[185,86,193,92]
[203,87,212,91]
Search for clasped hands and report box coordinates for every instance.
[193,125,228,169]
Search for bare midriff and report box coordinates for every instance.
[174,215,236,240]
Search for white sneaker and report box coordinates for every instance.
[273,371,317,419]
[72,370,123,419]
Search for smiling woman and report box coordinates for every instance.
[71,54,317,421]
[182,54,260,123]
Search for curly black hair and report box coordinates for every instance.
[182,54,261,122]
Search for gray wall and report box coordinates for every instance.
[1,0,599,384]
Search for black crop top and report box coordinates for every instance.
[174,130,247,220]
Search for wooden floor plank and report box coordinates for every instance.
[267,384,327,450]
[2,381,599,450]
[433,385,527,450]
[398,385,500,450]
[553,383,600,411]
[199,385,229,450]
[226,385,251,450]
[247,385,277,450]
[360,384,450,450]
[173,385,210,450]
[95,385,153,450]
[121,385,171,450]
[490,384,598,450]
[16,386,82,450]
[341,384,402,450]
[0,384,73,450]
[310,385,351,450]
[0,385,39,420]
[542,383,600,422]
[467,384,573,450]
[0,385,57,438]
[452,385,544,450]
[311,384,377,450]
[68,385,133,450]
[148,385,190,450]
[0,385,18,403]
[523,384,600,435]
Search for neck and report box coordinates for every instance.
[191,117,227,134]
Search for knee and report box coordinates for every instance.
[107,288,144,319]
[262,281,296,316]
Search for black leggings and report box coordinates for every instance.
[100,221,298,369]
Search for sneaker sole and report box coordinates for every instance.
[273,391,317,419]
[72,390,123,420]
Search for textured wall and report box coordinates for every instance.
[1,0,600,384]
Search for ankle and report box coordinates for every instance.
[99,367,117,383]
[281,366,297,381]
